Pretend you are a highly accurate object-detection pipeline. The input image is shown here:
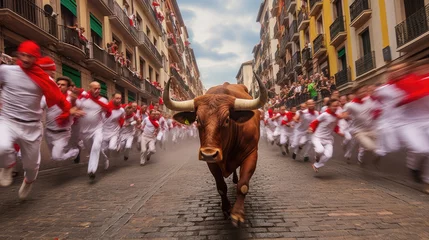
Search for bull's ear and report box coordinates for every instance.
[173,112,197,125]
[230,110,254,123]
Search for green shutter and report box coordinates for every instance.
[90,13,103,38]
[338,48,346,58]
[128,91,136,102]
[61,0,77,16]
[98,80,108,98]
[62,64,81,88]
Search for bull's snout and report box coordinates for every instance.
[199,147,222,163]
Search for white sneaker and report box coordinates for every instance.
[104,160,110,170]
[0,167,14,187]
[18,179,33,200]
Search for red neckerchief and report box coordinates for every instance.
[149,117,160,128]
[17,60,71,126]
[125,112,135,120]
[308,109,315,115]
[287,112,296,121]
[351,97,364,104]
[326,108,338,117]
[280,112,287,116]
[79,92,112,118]
[108,101,122,110]
[395,73,429,106]
[268,109,273,118]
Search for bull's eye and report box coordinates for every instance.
[224,117,230,126]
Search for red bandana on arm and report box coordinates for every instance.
[17,41,71,126]
[79,92,112,118]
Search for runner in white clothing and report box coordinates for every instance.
[101,93,125,169]
[118,105,140,161]
[140,110,161,165]
[75,81,110,180]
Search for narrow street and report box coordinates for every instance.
[1,139,429,240]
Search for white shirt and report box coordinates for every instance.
[295,109,319,132]
[312,111,339,141]
[103,107,125,139]
[320,106,328,113]
[0,65,43,121]
[120,114,138,137]
[76,95,108,134]
[41,95,73,130]
[343,99,375,134]
[372,84,406,128]
[142,117,159,138]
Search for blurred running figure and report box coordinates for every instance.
[119,105,140,161]
[140,110,161,166]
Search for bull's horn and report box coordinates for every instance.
[234,72,268,110]
[163,78,195,112]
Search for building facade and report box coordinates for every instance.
[0,0,203,105]
[236,60,254,95]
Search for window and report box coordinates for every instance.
[146,26,151,38]
[90,13,102,46]
[334,0,343,18]
[149,66,153,81]
[128,91,136,102]
[62,64,81,87]
[140,57,145,78]
[153,37,157,48]
[338,48,347,71]
[97,80,108,98]
[360,28,371,56]
[136,13,142,31]
[316,16,323,34]
[126,50,133,67]
[61,1,77,27]
[155,73,159,83]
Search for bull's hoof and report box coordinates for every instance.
[231,213,244,228]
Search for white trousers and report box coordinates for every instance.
[312,137,334,169]
[101,135,119,161]
[280,131,293,145]
[45,129,79,161]
[119,134,134,158]
[343,137,364,162]
[398,122,429,155]
[81,128,103,174]
[291,130,311,157]
[140,135,156,162]
[0,118,42,182]
[266,127,275,143]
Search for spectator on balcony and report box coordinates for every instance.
[78,27,88,45]
[329,76,337,91]
[319,76,331,98]
[308,78,318,101]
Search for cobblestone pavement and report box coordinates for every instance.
[1,139,429,240]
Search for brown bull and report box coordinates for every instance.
[163,73,267,226]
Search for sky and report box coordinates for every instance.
[177,0,262,90]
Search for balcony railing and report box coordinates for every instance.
[281,7,289,25]
[350,0,370,23]
[334,67,351,88]
[288,20,298,41]
[292,51,301,68]
[90,42,117,71]
[112,2,138,40]
[171,67,189,92]
[355,51,375,76]
[140,0,162,32]
[297,10,309,30]
[276,67,285,84]
[313,34,326,55]
[302,47,312,63]
[395,3,429,48]
[144,81,161,98]
[0,0,58,38]
[330,16,345,41]
[119,67,142,89]
[139,31,162,64]
[58,25,86,51]
[286,0,296,13]
[309,0,322,13]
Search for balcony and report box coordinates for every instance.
[171,67,190,93]
[0,0,58,44]
[395,3,429,52]
[274,21,281,38]
[309,0,323,17]
[330,16,347,47]
[285,60,294,79]
[281,7,289,26]
[86,42,118,78]
[138,0,162,34]
[139,31,162,68]
[302,47,312,66]
[279,35,288,58]
[355,51,375,77]
[298,11,310,31]
[313,34,327,58]
[350,0,372,28]
[117,67,144,93]
[144,81,162,100]
[109,1,139,45]
[289,20,299,42]
[90,0,114,16]
[275,67,286,85]
[57,25,88,61]
[286,0,297,14]
[334,67,351,88]
[168,38,182,64]
[292,51,301,71]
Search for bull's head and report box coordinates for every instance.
[163,73,267,163]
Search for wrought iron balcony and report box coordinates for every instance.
[275,67,286,85]
[139,31,162,68]
[110,1,139,45]
[395,2,429,51]
[171,67,189,92]
[286,0,296,14]
[302,47,312,65]
[118,67,143,90]
[298,10,310,31]
[350,0,371,28]
[355,51,375,77]
[292,51,301,70]
[93,0,114,15]
[309,0,323,17]
[288,20,299,42]
[144,81,162,98]
[330,16,347,47]
[279,34,288,58]
[334,67,351,88]
[139,0,162,34]
[87,42,118,78]
[0,0,58,43]
[313,34,327,58]
[281,7,289,26]
[57,25,88,61]
[285,60,294,78]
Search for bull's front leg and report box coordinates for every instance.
[231,151,257,227]
[207,163,231,219]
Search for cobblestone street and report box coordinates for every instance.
[1,139,429,240]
